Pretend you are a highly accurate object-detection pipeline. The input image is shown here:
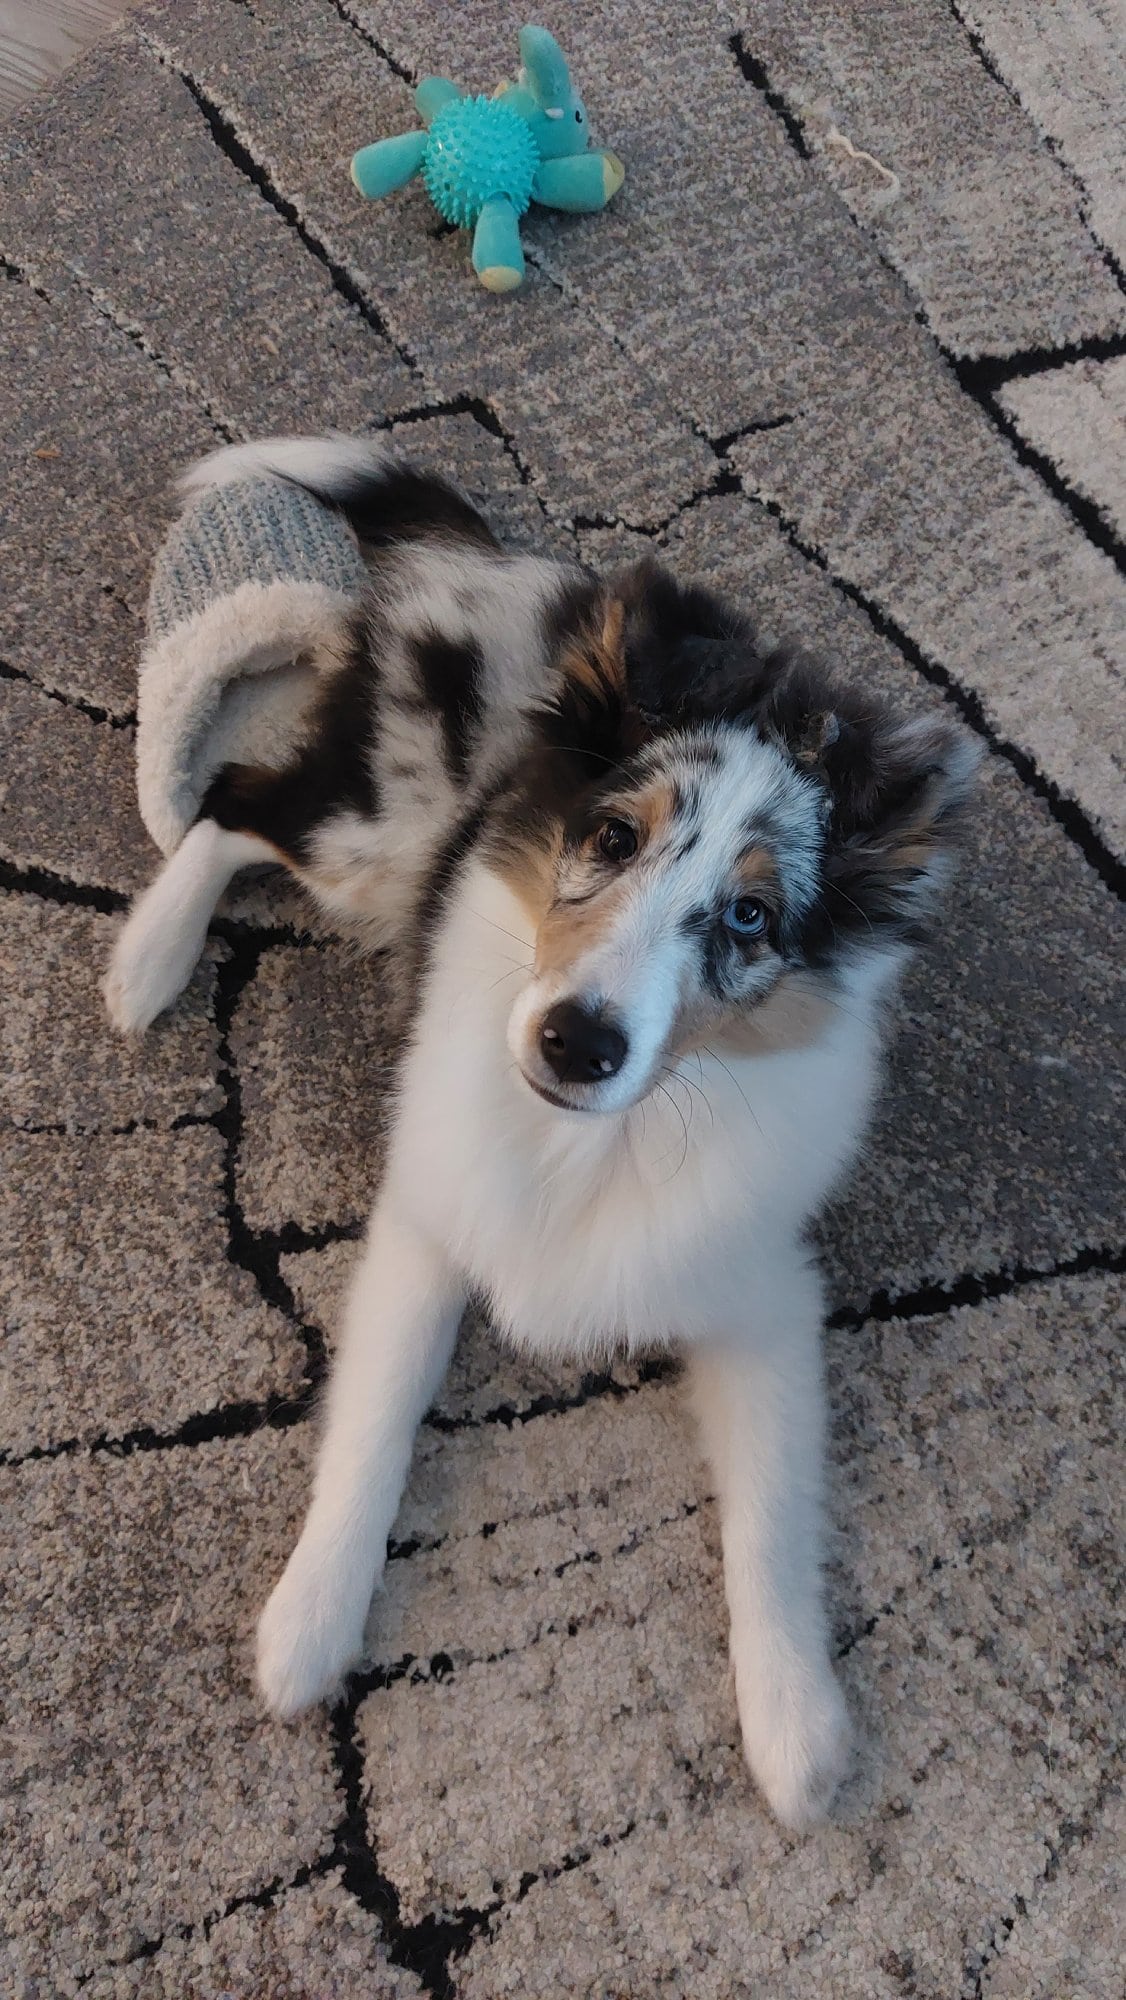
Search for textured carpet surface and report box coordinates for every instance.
[1,3,1124,1995]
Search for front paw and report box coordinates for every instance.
[737,1662,852,1831]
[256,1547,369,1719]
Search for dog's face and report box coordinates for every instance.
[507,724,826,1111]
[495,563,977,1115]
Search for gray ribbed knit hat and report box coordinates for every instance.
[137,474,367,856]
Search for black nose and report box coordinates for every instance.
[539,1001,628,1085]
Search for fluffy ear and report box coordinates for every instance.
[821,716,981,945]
[554,560,748,755]
[611,558,754,719]
[548,589,651,766]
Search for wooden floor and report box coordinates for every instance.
[0,0,142,120]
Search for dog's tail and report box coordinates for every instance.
[178,432,499,555]
[179,432,396,507]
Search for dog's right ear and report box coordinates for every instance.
[547,558,755,759]
[549,585,652,765]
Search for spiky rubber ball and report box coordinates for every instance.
[422,95,538,228]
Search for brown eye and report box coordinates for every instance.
[598,818,637,863]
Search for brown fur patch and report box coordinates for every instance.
[557,595,652,755]
[600,595,625,666]
[845,787,955,902]
[533,873,632,976]
[734,845,781,905]
[488,819,561,930]
[632,774,685,847]
[560,593,627,702]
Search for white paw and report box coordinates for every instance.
[102,917,198,1035]
[738,1664,852,1831]
[256,1546,370,1719]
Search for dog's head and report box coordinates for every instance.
[491,559,978,1114]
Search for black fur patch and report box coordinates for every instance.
[410,630,484,783]
[542,667,640,781]
[795,718,977,961]
[403,789,497,996]
[200,616,378,862]
[540,570,601,661]
[485,747,595,878]
[614,558,754,722]
[331,464,501,554]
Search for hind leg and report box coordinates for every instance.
[532,151,625,212]
[472,198,525,292]
[104,820,273,1035]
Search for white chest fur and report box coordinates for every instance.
[386,862,884,1358]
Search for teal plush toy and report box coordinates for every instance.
[350,25,625,294]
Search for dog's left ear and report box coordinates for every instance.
[823,715,981,939]
[612,557,751,720]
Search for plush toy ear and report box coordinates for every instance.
[519,26,572,112]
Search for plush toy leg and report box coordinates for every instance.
[351,129,428,201]
[414,76,460,126]
[472,198,525,292]
[532,150,626,213]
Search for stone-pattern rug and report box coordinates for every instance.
[1,3,1123,1994]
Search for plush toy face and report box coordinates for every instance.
[500,25,592,161]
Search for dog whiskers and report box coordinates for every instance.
[466,905,536,954]
[664,1063,715,1130]
[483,963,532,995]
[652,1080,691,1182]
[702,1044,768,1146]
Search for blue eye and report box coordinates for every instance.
[723,897,768,938]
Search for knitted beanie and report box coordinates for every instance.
[136,475,367,856]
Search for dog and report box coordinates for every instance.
[106,435,977,1829]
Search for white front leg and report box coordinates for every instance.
[257,1198,464,1717]
[690,1253,850,1829]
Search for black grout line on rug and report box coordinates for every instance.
[138,27,421,376]
[4,1243,1120,1472]
[726,34,1126,583]
[950,352,1126,574]
[0,855,127,913]
[0,655,137,730]
[324,0,415,87]
[944,0,1126,300]
[210,940,331,1400]
[956,330,1126,395]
